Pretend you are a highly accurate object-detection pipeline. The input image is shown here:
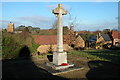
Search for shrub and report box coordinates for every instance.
[2,32,39,59]
[29,37,39,53]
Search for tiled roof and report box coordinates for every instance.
[33,35,68,45]
[75,34,85,40]
[111,31,119,39]
[88,35,96,41]
[101,34,111,41]
[33,35,57,45]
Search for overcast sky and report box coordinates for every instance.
[0,2,118,31]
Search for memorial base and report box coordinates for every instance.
[38,63,83,75]
[53,52,67,65]
[36,51,84,75]
[46,62,74,70]
[37,51,83,75]
[48,51,74,70]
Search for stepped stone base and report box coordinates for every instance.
[38,63,83,75]
[46,62,74,70]
[36,51,84,75]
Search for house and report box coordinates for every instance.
[96,33,112,49]
[32,35,72,54]
[74,34,85,48]
[111,30,120,46]
[63,30,85,48]
[87,35,97,48]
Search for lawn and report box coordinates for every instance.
[68,49,120,64]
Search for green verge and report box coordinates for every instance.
[68,50,120,64]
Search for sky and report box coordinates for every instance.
[0,2,118,31]
[1,0,119,2]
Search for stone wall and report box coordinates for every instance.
[96,36,104,43]
[113,39,120,45]
[37,44,73,54]
[75,36,85,47]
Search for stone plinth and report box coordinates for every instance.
[53,52,67,65]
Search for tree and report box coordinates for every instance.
[103,29,110,34]
[63,26,69,35]
[28,26,33,31]
[21,27,30,39]
[64,29,76,47]
[67,8,80,31]
[15,25,25,31]
[52,19,57,29]
[2,29,7,32]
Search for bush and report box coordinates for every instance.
[2,32,39,59]
[29,37,39,53]
[3,46,22,59]
[2,33,23,59]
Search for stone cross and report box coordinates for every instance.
[52,4,67,52]
[46,4,74,68]
[52,4,68,65]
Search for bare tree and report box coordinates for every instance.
[21,27,30,39]
[52,19,57,29]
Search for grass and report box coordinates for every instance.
[32,54,47,59]
[68,49,120,64]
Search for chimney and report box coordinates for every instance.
[98,33,101,37]
[97,33,101,40]
[70,24,74,31]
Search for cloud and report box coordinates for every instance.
[47,4,57,10]
[47,4,71,11]
[61,16,118,31]
[1,15,118,31]
[1,18,118,31]
[17,16,51,24]
[75,21,118,31]
[0,20,22,29]
[1,0,119,2]
[94,0,119,2]
[0,20,9,29]
[62,16,118,31]
[1,15,57,29]
[16,16,54,29]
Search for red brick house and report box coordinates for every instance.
[111,30,120,46]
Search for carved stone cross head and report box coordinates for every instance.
[52,4,67,17]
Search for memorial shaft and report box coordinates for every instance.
[57,8,63,52]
